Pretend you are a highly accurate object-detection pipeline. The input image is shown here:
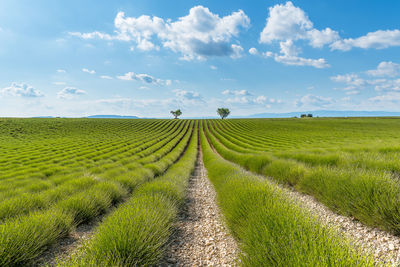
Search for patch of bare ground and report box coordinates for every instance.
[161,151,239,266]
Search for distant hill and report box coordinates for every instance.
[240,110,400,118]
[87,115,139,119]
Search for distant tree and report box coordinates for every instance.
[170,109,182,119]
[307,114,313,117]
[300,114,307,118]
[217,108,230,119]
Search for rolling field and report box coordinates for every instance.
[1,117,400,266]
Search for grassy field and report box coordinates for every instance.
[1,117,399,265]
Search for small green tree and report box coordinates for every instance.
[170,109,182,119]
[217,108,230,119]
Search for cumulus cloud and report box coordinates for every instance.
[295,94,333,108]
[173,89,202,100]
[117,72,167,85]
[210,65,217,70]
[249,47,258,55]
[70,6,250,60]
[373,79,400,92]
[263,40,329,68]
[366,61,400,77]
[57,87,86,99]
[331,30,400,51]
[260,2,339,48]
[332,61,400,93]
[256,2,333,68]
[0,82,44,97]
[331,73,366,88]
[57,69,66,73]
[100,75,113,79]
[82,68,96,74]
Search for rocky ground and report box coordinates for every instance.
[283,186,400,266]
[161,152,239,266]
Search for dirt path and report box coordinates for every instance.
[162,151,239,266]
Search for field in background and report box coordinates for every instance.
[1,117,400,265]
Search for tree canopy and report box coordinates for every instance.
[217,108,230,119]
[170,109,182,119]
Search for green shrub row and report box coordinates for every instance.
[59,122,198,266]
[200,123,375,266]
[206,120,400,234]
[0,121,194,266]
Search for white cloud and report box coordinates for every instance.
[295,94,333,108]
[210,65,217,70]
[366,61,400,77]
[57,87,86,99]
[345,90,360,95]
[331,30,400,51]
[331,64,400,93]
[254,95,267,104]
[264,40,329,68]
[373,79,400,92]
[249,47,258,55]
[57,69,66,73]
[1,82,44,97]
[117,72,167,85]
[369,92,400,104]
[173,89,202,100]
[230,44,244,59]
[222,90,281,106]
[226,96,250,104]
[260,1,339,48]
[82,68,96,74]
[70,6,250,60]
[222,89,251,96]
[100,75,113,79]
[331,73,366,87]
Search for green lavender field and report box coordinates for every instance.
[1,117,400,266]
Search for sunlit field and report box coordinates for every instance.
[2,117,400,265]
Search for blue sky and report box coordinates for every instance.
[1,0,400,117]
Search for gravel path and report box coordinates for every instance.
[162,151,239,266]
[282,186,400,266]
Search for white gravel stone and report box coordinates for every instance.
[161,150,239,266]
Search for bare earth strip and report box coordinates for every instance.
[162,151,239,266]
